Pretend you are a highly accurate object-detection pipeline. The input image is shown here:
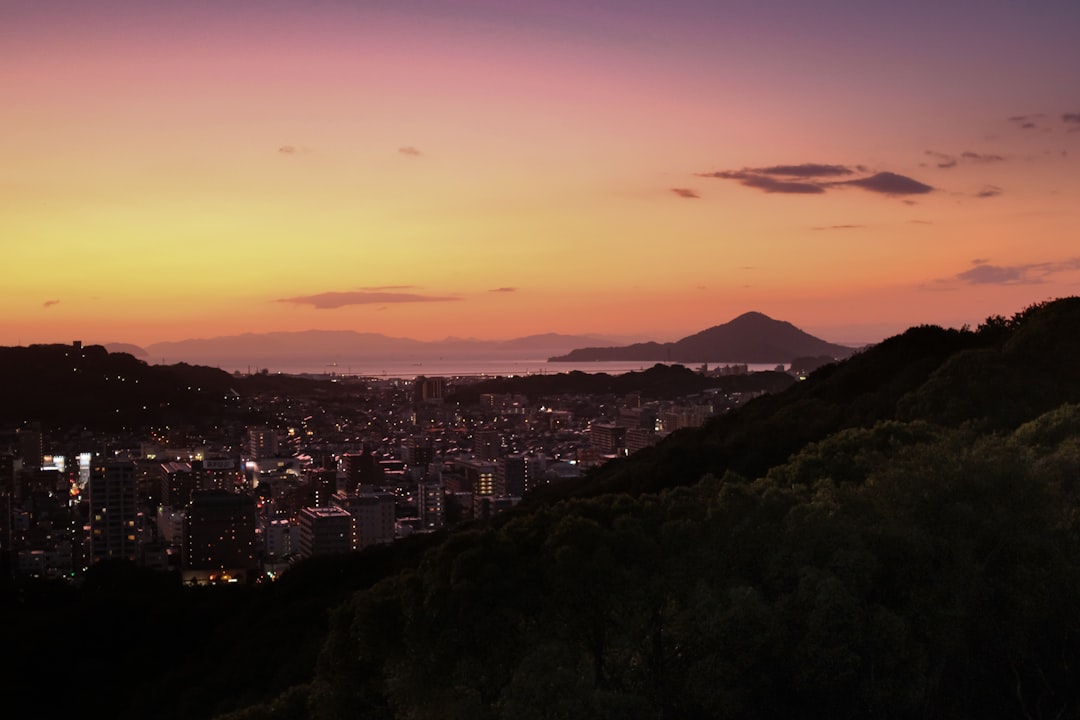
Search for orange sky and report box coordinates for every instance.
[3,0,1079,348]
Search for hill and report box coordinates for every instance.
[548,311,856,363]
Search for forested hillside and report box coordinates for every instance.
[276,298,1080,720]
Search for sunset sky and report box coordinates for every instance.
[4,0,1079,348]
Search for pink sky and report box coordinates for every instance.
[3,0,1079,347]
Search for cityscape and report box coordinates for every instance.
[1,341,785,586]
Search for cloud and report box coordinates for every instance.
[961,151,1005,163]
[1008,114,1045,130]
[489,287,517,293]
[957,264,1028,285]
[755,163,853,178]
[813,224,864,231]
[737,174,826,194]
[702,170,824,194]
[43,299,59,308]
[671,187,700,199]
[944,257,1080,287]
[278,145,297,155]
[278,290,460,309]
[924,150,957,169]
[925,150,1006,169]
[1063,113,1080,124]
[833,172,933,196]
[398,146,422,157]
[975,185,1003,198]
[702,164,931,198]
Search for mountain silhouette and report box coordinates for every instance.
[548,311,855,363]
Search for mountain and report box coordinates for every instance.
[548,311,856,363]
[143,330,615,369]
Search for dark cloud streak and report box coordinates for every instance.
[278,290,460,309]
[702,163,932,198]
[832,172,933,196]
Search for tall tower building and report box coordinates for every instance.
[183,491,257,584]
[247,427,279,459]
[88,459,138,564]
[296,506,353,559]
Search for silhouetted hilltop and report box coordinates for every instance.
[548,311,856,363]
[551,297,1080,499]
[0,343,342,431]
[447,362,794,404]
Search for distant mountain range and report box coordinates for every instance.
[548,311,856,363]
[107,331,619,369]
[103,313,854,370]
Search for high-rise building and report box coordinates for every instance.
[473,429,502,461]
[589,423,627,456]
[160,461,196,508]
[88,459,138,564]
[495,455,528,497]
[413,376,446,403]
[452,458,497,496]
[330,490,395,549]
[247,427,279,459]
[183,491,257,584]
[17,424,43,470]
[296,506,353,559]
[417,482,445,531]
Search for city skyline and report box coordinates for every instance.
[4,0,1079,348]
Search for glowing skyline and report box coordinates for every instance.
[3,0,1079,348]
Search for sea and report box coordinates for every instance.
[227,359,786,379]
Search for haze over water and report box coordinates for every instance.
[215,359,783,379]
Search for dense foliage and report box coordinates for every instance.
[281,415,1080,720]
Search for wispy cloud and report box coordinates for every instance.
[1064,114,1080,132]
[925,149,1006,168]
[278,290,460,309]
[398,146,422,157]
[489,287,517,293]
[701,163,932,197]
[1008,114,1044,130]
[975,184,1003,198]
[671,187,700,199]
[42,299,59,308]
[924,150,957,169]
[834,172,933,196]
[754,163,853,178]
[703,170,824,194]
[939,257,1080,287]
[812,224,864,231]
[961,151,1005,163]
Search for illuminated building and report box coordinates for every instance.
[452,458,497,496]
[159,461,196,508]
[495,455,528,497]
[330,490,395,548]
[246,427,279,459]
[417,482,444,530]
[182,490,257,584]
[297,506,353,558]
[473,429,501,460]
[88,459,138,564]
